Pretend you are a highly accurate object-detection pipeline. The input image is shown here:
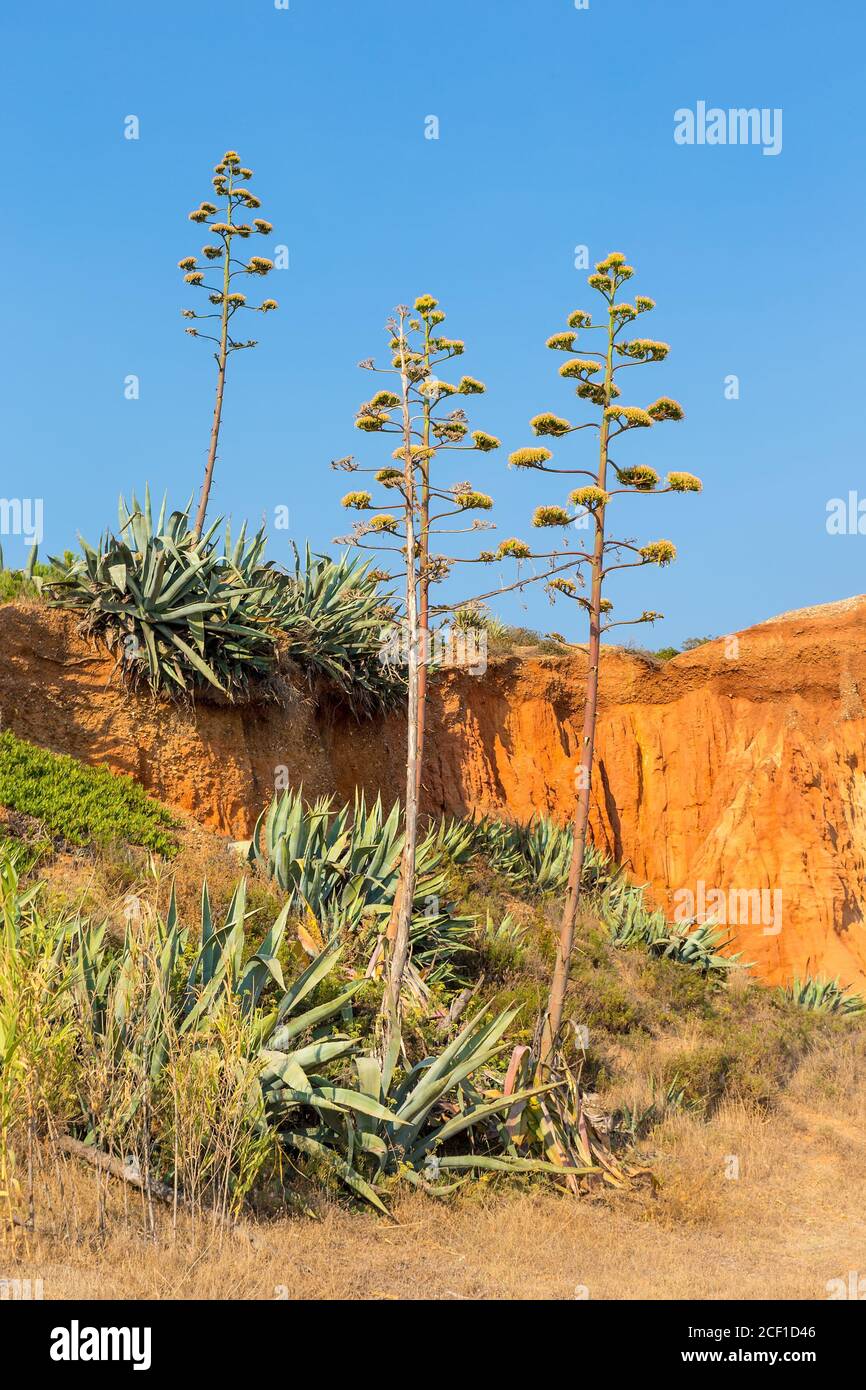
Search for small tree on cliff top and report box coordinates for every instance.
[179,150,278,537]
[336,295,502,1043]
[506,251,702,1069]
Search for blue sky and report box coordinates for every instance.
[3,0,864,647]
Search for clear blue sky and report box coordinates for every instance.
[3,0,864,647]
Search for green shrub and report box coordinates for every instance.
[0,551,75,605]
[0,731,178,856]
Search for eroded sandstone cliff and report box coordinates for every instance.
[2,596,864,989]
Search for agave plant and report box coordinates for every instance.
[49,490,276,697]
[275,1004,583,1212]
[600,877,741,978]
[250,788,477,988]
[69,876,365,1148]
[500,1036,644,1191]
[779,975,865,1016]
[469,814,608,895]
[273,543,405,718]
[250,789,403,929]
[480,910,529,955]
[49,492,404,714]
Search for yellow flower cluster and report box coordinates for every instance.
[587,273,613,294]
[531,413,572,437]
[455,490,493,510]
[508,447,552,469]
[640,539,677,566]
[604,405,654,428]
[617,464,659,490]
[569,486,608,509]
[559,358,601,379]
[496,538,532,560]
[616,338,670,362]
[532,505,571,527]
[647,397,685,422]
[667,471,702,492]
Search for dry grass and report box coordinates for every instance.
[4,1035,864,1302]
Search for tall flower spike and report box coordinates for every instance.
[183,150,278,539]
[509,253,700,1078]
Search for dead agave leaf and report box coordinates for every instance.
[297,902,326,957]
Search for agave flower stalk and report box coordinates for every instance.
[506,253,702,1070]
[179,150,278,537]
[335,297,503,1039]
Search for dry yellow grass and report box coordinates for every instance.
[4,1035,864,1301]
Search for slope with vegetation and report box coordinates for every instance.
[1,741,861,1247]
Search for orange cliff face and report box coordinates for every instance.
[1,596,865,991]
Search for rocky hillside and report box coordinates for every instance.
[1,595,864,990]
